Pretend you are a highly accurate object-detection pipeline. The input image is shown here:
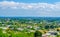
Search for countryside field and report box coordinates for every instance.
[0,17,60,37]
[0,0,60,37]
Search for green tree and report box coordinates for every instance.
[34,31,42,37]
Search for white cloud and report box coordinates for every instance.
[0,1,60,17]
[0,1,60,10]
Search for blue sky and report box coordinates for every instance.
[0,0,60,3]
[0,0,60,17]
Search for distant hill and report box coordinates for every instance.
[0,17,60,22]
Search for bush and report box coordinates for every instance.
[34,31,42,37]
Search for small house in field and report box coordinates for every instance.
[17,28,24,31]
[27,25,32,29]
[0,27,8,30]
[42,30,57,37]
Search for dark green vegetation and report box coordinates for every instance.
[0,17,60,37]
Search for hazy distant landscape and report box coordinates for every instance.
[0,0,60,37]
[0,17,60,37]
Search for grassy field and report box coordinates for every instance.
[0,28,34,37]
[0,28,60,37]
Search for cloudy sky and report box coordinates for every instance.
[0,0,60,17]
